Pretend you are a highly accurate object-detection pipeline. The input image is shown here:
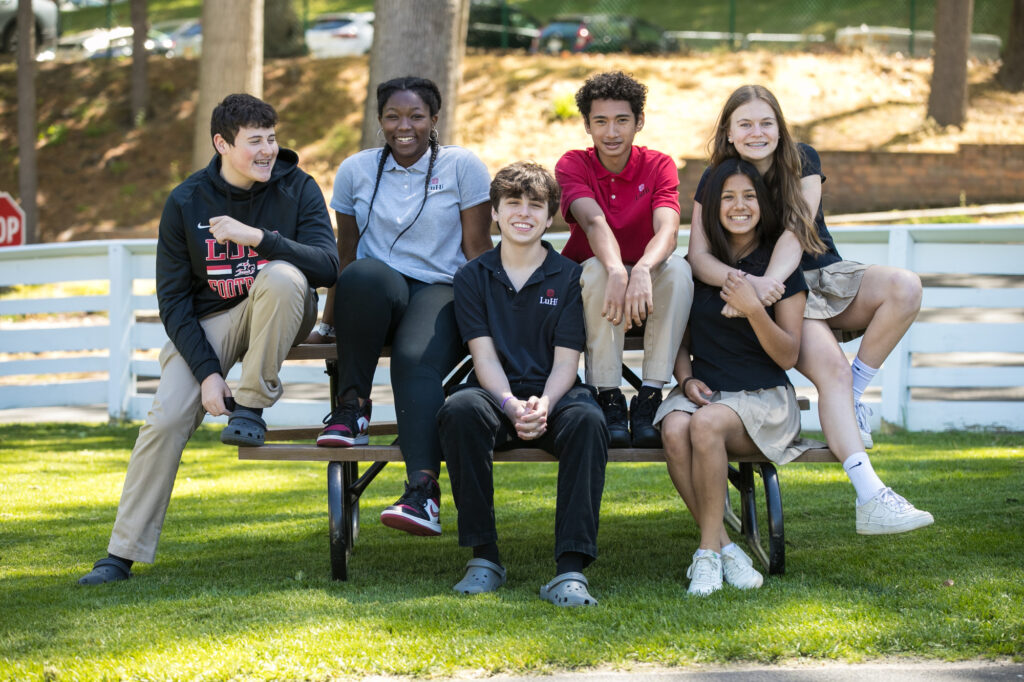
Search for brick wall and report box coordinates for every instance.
[675,144,1024,221]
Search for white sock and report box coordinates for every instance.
[694,548,720,558]
[720,542,737,556]
[851,357,878,403]
[642,380,665,390]
[843,452,886,505]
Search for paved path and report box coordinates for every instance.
[426,662,1024,681]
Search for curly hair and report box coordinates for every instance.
[707,84,826,256]
[489,161,561,219]
[574,71,646,122]
[210,93,277,148]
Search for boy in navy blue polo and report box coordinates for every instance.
[437,162,609,607]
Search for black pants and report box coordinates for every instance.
[437,385,609,565]
[333,258,465,474]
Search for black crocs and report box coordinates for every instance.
[220,406,267,446]
[77,557,132,585]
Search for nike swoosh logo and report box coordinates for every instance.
[848,462,863,469]
[197,223,211,230]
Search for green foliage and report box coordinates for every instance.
[322,122,360,159]
[0,425,1021,679]
[550,91,580,121]
[39,123,68,147]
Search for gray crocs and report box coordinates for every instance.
[539,571,598,607]
[220,407,267,446]
[453,558,506,594]
[77,557,132,585]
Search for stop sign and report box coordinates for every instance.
[0,192,25,248]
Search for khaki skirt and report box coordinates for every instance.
[804,259,871,342]
[653,382,823,465]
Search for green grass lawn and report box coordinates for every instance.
[1,424,1022,679]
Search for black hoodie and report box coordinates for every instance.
[156,148,338,384]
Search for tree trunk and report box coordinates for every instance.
[130,0,148,127]
[264,0,305,58]
[191,0,265,170]
[16,0,37,244]
[997,0,1024,91]
[360,0,470,149]
[927,0,974,127]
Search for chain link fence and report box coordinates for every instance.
[513,0,1011,55]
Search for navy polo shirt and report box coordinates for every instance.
[690,243,808,392]
[453,241,585,396]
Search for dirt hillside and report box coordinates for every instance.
[0,50,1021,242]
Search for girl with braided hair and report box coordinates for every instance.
[314,77,493,537]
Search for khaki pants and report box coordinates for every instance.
[108,261,317,563]
[580,254,692,388]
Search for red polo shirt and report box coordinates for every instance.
[556,145,680,265]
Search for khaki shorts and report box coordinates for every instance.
[654,383,824,465]
[804,259,870,342]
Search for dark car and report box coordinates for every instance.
[532,14,678,55]
[467,1,540,50]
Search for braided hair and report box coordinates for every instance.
[361,77,443,256]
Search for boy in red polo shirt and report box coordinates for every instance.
[556,71,693,448]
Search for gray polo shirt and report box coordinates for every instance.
[331,145,491,284]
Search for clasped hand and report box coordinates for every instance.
[503,395,549,440]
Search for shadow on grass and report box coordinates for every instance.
[3,425,1023,674]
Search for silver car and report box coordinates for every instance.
[0,0,60,53]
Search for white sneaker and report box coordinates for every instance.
[856,487,934,535]
[855,400,874,450]
[721,544,764,589]
[686,551,723,596]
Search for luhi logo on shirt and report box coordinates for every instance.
[539,288,558,306]
[428,176,444,192]
[636,182,650,200]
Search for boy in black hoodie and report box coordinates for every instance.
[78,94,338,585]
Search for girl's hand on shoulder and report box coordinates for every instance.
[684,377,712,406]
[721,270,762,317]
[749,274,785,306]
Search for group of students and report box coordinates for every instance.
[78,71,933,604]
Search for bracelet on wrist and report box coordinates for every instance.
[681,376,697,393]
[500,395,514,410]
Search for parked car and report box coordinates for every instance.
[305,11,373,58]
[0,0,60,54]
[466,1,540,50]
[532,15,678,55]
[153,18,201,58]
[53,26,175,60]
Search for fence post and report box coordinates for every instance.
[881,227,913,429]
[107,242,133,421]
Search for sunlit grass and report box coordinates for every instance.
[1,425,1021,679]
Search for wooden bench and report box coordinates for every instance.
[239,340,837,581]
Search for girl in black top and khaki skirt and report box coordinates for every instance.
[656,159,816,596]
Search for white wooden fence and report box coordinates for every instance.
[1,224,1022,431]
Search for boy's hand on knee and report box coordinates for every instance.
[201,373,233,416]
[602,268,629,327]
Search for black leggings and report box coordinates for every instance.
[333,258,465,474]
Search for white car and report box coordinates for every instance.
[153,18,202,58]
[305,12,373,58]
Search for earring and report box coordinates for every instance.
[376,128,384,140]
[429,128,439,143]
